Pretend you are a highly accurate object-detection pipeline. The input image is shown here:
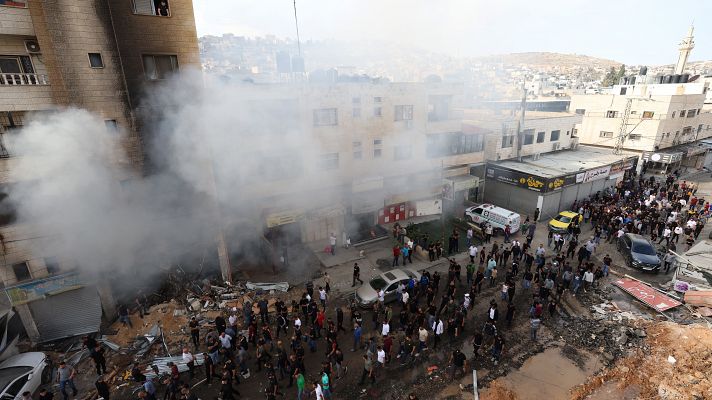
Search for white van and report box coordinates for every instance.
[464,204,521,234]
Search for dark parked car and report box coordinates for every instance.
[617,233,661,272]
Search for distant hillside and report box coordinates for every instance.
[474,52,622,69]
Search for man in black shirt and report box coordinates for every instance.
[449,349,467,379]
[352,263,363,286]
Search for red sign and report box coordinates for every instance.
[613,278,682,311]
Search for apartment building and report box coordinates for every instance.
[570,81,712,172]
[222,82,481,247]
[0,0,199,343]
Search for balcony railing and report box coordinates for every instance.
[0,73,49,86]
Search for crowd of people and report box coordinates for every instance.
[52,171,707,400]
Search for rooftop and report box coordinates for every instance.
[494,145,637,178]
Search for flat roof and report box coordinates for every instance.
[493,145,637,178]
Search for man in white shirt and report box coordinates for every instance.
[381,321,390,337]
[583,269,594,291]
[687,219,697,230]
[182,347,195,379]
[313,382,324,400]
[418,327,429,353]
[376,346,386,366]
[378,289,385,304]
[401,290,410,306]
[672,225,684,244]
[432,317,444,349]
[466,228,474,247]
[469,244,478,263]
[219,332,232,350]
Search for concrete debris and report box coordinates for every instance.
[667,355,677,364]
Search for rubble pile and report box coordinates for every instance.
[571,321,712,400]
[556,301,652,365]
[479,381,518,400]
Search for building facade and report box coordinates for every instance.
[223,82,483,247]
[0,0,200,343]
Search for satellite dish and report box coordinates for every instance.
[651,153,662,162]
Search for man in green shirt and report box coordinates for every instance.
[466,262,476,286]
[295,369,306,400]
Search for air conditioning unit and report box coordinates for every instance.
[570,142,579,150]
[532,152,541,161]
[552,142,561,151]
[25,40,41,54]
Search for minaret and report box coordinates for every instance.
[674,25,695,75]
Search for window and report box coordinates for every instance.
[394,146,412,161]
[680,110,686,117]
[313,108,338,126]
[536,131,545,143]
[352,97,361,104]
[353,141,362,160]
[373,107,382,117]
[682,126,692,135]
[426,133,483,158]
[373,139,382,158]
[501,135,514,148]
[105,119,118,134]
[428,95,452,121]
[606,110,619,118]
[0,55,38,84]
[550,130,560,141]
[352,108,361,118]
[574,108,586,115]
[317,153,339,170]
[142,54,178,80]
[523,129,534,145]
[687,109,697,118]
[599,131,614,138]
[620,87,627,95]
[642,111,654,119]
[0,189,17,226]
[373,97,382,103]
[12,262,31,282]
[44,257,61,275]
[133,0,170,16]
[373,148,382,158]
[394,105,414,121]
[88,53,104,68]
[628,134,642,140]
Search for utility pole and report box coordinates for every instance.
[614,98,633,155]
[516,80,526,161]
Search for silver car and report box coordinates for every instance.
[354,268,422,308]
[0,352,51,399]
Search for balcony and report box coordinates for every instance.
[0,73,49,86]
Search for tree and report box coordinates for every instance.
[601,64,626,87]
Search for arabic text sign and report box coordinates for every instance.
[576,166,611,184]
[5,272,84,306]
[613,278,682,311]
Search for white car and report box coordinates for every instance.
[0,352,50,399]
[354,268,422,308]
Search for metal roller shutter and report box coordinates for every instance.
[29,286,102,343]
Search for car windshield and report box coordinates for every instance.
[0,366,31,392]
[554,215,572,223]
[632,243,656,255]
[369,277,388,291]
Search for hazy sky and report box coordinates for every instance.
[193,0,711,65]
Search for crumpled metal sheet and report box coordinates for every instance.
[245,281,289,292]
[143,354,205,379]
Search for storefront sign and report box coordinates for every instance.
[613,278,682,311]
[451,176,480,192]
[576,166,611,183]
[442,181,455,200]
[547,174,577,191]
[266,209,304,228]
[5,272,84,306]
[609,157,636,175]
[486,164,548,192]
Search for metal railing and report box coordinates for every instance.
[0,73,49,86]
